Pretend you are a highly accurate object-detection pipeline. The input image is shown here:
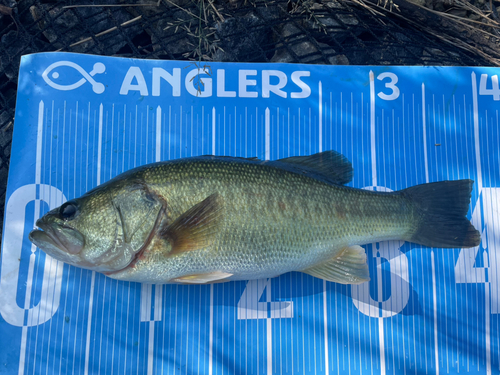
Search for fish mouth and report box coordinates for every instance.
[29,219,85,257]
[30,221,121,273]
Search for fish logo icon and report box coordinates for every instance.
[42,61,106,94]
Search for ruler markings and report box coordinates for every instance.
[6,66,500,375]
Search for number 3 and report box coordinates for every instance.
[377,72,400,101]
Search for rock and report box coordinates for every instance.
[322,0,344,9]
[0,127,12,149]
[394,32,411,43]
[269,22,319,63]
[0,30,18,80]
[0,163,8,184]
[272,22,350,64]
[447,8,467,17]
[148,10,199,58]
[0,111,12,131]
[271,47,295,63]
[0,191,5,242]
[405,0,427,6]
[0,30,45,80]
[337,14,359,26]
[316,42,349,64]
[329,54,350,65]
[136,0,190,17]
[468,13,481,21]
[212,11,271,62]
[3,133,11,158]
[290,39,320,62]
[254,3,283,21]
[282,22,302,38]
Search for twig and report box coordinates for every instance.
[2,121,13,132]
[62,3,158,9]
[57,15,142,50]
[347,0,386,17]
[454,0,499,25]
[0,4,19,33]
[440,8,500,29]
[425,27,500,65]
[207,0,225,22]
[411,3,500,39]
[351,0,500,64]
[0,4,12,16]
[163,0,205,23]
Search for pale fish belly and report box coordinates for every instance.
[106,240,350,283]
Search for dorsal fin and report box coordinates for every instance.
[274,151,353,185]
[197,151,353,185]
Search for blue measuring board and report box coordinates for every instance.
[0,52,499,375]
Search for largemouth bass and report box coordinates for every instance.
[29,151,480,284]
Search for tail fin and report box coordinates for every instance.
[403,180,480,248]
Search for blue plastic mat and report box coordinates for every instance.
[1,52,499,374]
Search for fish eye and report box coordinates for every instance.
[59,201,79,220]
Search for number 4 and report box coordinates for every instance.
[455,188,500,314]
[237,279,293,320]
[479,74,500,101]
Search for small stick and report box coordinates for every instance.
[208,0,225,22]
[62,4,158,9]
[0,4,13,16]
[57,15,142,50]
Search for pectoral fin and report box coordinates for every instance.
[303,245,370,284]
[172,271,233,284]
[161,193,223,256]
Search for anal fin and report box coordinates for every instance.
[172,271,233,284]
[303,245,370,284]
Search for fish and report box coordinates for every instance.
[29,151,481,284]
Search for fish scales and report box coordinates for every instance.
[109,158,413,282]
[29,151,480,284]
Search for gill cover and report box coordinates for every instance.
[109,185,165,261]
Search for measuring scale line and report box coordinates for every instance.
[264,118,273,375]
[319,81,323,153]
[421,82,441,375]
[84,103,103,375]
[18,100,45,375]
[11,64,500,375]
[471,71,492,375]
[208,114,216,375]
[470,71,490,375]
[139,104,165,375]
[368,70,387,375]
[319,81,330,374]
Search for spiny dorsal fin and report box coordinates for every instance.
[274,151,353,185]
[161,193,223,256]
[302,245,370,284]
